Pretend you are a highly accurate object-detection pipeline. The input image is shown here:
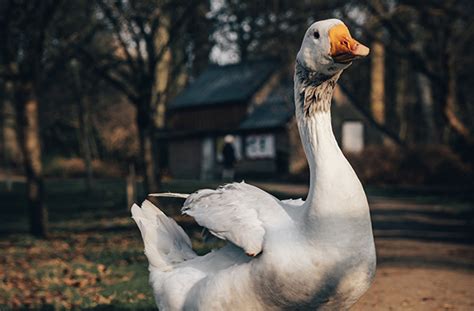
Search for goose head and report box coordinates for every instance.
[296,19,369,76]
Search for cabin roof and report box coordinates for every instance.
[169,60,279,110]
[239,82,294,130]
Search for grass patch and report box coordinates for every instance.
[1,178,472,309]
[0,178,213,310]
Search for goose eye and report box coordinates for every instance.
[313,31,320,39]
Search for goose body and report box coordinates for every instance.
[132,19,376,310]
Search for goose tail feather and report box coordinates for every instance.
[148,192,190,199]
[131,200,196,271]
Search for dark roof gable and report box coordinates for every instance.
[240,82,294,130]
[239,100,293,130]
[169,60,279,110]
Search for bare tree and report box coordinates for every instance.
[0,0,63,237]
[77,0,199,193]
[357,0,474,149]
[71,59,94,192]
[210,0,347,64]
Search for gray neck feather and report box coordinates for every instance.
[295,61,341,118]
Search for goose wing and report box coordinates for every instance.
[182,182,284,256]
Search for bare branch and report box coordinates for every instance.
[76,46,139,103]
[110,0,147,73]
[344,3,442,87]
[97,0,138,74]
[153,0,199,71]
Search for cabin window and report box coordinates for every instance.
[245,134,275,159]
[342,121,364,153]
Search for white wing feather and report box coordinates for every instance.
[181,182,282,255]
[131,200,196,270]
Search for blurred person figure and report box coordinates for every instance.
[222,135,236,181]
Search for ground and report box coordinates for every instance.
[0,179,473,310]
[353,198,474,311]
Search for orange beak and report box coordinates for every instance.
[329,24,370,63]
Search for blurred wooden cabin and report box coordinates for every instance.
[161,60,384,180]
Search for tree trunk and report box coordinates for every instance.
[2,81,23,192]
[138,127,157,195]
[136,104,157,195]
[2,82,23,165]
[16,82,47,238]
[444,57,471,142]
[189,1,212,76]
[370,40,385,125]
[79,96,93,192]
[126,163,136,209]
[72,60,94,192]
[152,16,183,182]
[437,51,474,164]
[395,58,408,142]
[370,40,392,145]
[417,73,439,143]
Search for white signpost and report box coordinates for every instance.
[342,121,364,153]
[245,134,275,159]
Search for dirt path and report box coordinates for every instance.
[353,197,474,311]
[354,240,474,310]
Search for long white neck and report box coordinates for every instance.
[294,63,367,228]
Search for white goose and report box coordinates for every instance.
[132,19,376,310]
